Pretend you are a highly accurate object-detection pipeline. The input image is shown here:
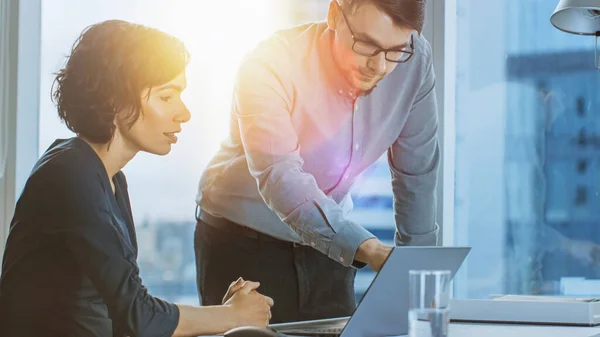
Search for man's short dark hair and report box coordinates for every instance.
[51,20,190,143]
[339,0,426,33]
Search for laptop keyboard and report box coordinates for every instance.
[271,316,349,337]
[283,332,341,337]
[283,332,340,337]
[283,326,343,333]
[278,324,345,336]
[280,323,346,336]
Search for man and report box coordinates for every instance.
[194,0,439,323]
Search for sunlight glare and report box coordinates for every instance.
[162,0,282,162]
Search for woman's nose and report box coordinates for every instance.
[174,105,191,123]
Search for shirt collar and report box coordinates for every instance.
[317,27,362,101]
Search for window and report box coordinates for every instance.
[38,0,399,304]
[29,0,600,307]
[451,0,600,299]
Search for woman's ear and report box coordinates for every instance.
[326,0,340,31]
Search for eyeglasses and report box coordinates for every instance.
[338,4,415,63]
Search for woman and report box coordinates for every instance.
[0,20,272,337]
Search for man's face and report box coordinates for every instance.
[330,1,414,92]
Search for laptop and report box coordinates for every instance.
[269,246,471,337]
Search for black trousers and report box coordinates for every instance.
[194,218,357,324]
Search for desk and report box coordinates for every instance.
[424,322,600,337]
[206,323,600,337]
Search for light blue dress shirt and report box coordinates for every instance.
[197,22,440,267]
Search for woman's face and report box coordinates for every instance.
[118,71,191,156]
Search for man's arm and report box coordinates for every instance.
[233,39,377,267]
[389,51,440,247]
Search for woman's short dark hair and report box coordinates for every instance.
[52,20,190,143]
[339,0,426,33]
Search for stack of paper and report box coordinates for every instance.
[449,295,600,326]
[490,295,600,303]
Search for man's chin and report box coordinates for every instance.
[351,72,380,89]
[353,79,378,92]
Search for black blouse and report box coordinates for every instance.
[0,138,179,337]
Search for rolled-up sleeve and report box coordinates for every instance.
[46,163,179,337]
[389,47,440,247]
[234,39,374,267]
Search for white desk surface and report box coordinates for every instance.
[204,322,600,337]
[392,322,600,337]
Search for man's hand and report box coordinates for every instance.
[224,281,274,327]
[355,238,393,272]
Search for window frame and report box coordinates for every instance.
[0,0,41,261]
[422,0,456,247]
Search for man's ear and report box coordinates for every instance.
[326,0,340,31]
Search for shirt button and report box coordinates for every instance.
[354,143,360,151]
[339,89,344,95]
[339,257,345,263]
[343,173,349,180]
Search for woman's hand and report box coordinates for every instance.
[224,280,274,327]
[222,277,246,304]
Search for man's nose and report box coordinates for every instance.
[367,52,387,74]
